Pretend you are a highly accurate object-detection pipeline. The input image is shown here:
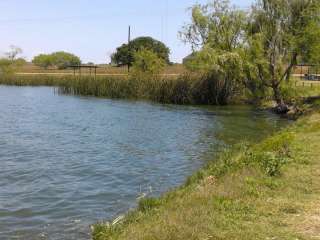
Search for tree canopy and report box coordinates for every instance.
[131,49,166,76]
[32,51,81,69]
[181,0,320,108]
[111,36,171,66]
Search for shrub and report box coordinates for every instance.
[130,49,166,78]
[259,152,287,177]
[0,58,26,76]
[246,132,294,176]
[32,51,81,69]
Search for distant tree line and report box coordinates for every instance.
[32,51,81,70]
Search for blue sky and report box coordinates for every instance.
[0,0,252,63]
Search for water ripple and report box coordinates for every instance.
[0,86,288,239]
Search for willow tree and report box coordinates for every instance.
[181,0,245,52]
[245,0,320,110]
[180,0,246,105]
[182,0,320,108]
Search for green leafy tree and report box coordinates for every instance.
[180,0,246,52]
[182,0,320,107]
[131,49,166,77]
[181,0,246,104]
[111,37,170,66]
[51,51,81,69]
[32,51,81,69]
[245,0,320,108]
[32,54,53,69]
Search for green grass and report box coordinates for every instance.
[93,111,320,240]
[0,74,242,105]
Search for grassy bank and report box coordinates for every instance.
[93,108,320,240]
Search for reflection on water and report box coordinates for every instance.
[0,86,288,240]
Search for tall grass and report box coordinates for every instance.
[0,73,241,105]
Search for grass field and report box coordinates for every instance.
[93,107,320,240]
[290,78,320,99]
[16,63,186,76]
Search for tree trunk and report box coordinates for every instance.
[272,84,289,114]
[272,85,283,105]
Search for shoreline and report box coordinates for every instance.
[92,108,320,240]
[0,82,319,239]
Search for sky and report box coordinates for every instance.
[0,0,253,64]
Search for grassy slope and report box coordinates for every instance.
[93,110,320,240]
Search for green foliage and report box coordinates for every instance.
[181,1,247,105]
[51,51,81,69]
[0,46,25,76]
[111,36,170,66]
[180,0,246,51]
[0,73,244,105]
[0,58,15,76]
[300,20,320,64]
[244,0,320,104]
[131,49,166,77]
[181,0,320,105]
[0,58,26,76]
[247,132,294,176]
[32,51,81,69]
[184,47,244,105]
[260,152,287,177]
[32,54,53,69]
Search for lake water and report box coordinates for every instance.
[0,86,288,240]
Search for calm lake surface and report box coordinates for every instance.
[0,86,289,240]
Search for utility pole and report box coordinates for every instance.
[128,25,131,73]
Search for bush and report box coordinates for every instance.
[32,51,81,69]
[130,49,166,78]
[259,152,287,177]
[246,132,294,176]
[0,58,26,76]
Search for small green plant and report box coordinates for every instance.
[138,198,162,213]
[259,152,287,177]
[244,132,294,176]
